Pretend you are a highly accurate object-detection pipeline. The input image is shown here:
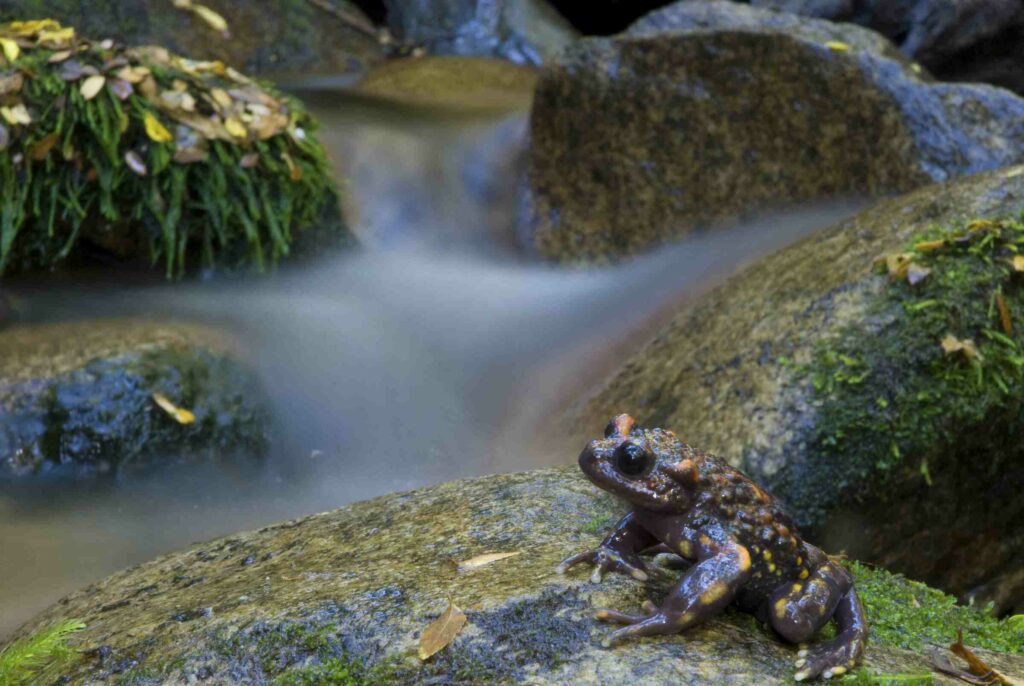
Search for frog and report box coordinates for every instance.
[557,414,867,681]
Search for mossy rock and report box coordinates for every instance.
[0,319,269,477]
[0,0,383,78]
[8,467,1024,684]
[526,1,1024,262]
[568,164,1024,615]
[0,19,352,278]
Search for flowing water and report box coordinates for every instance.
[0,82,862,639]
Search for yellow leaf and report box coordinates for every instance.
[224,116,247,139]
[79,74,106,101]
[940,335,983,361]
[143,112,173,143]
[914,239,946,253]
[30,132,60,160]
[876,253,914,281]
[47,49,72,63]
[825,40,850,53]
[0,37,20,63]
[1012,255,1024,272]
[210,87,232,110]
[37,27,75,47]
[457,552,520,571]
[4,19,61,37]
[152,392,196,425]
[0,104,31,125]
[282,151,302,181]
[192,4,229,34]
[418,598,467,660]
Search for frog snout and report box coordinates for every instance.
[578,442,599,471]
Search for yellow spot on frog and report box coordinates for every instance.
[791,583,803,594]
[680,611,695,624]
[737,546,751,572]
[699,535,711,547]
[774,598,788,618]
[679,540,693,557]
[762,550,772,562]
[825,40,851,52]
[700,582,728,605]
[799,569,809,580]
[768,563,777,573]
[795,556,802,566]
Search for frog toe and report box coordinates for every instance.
[791,639,860,681]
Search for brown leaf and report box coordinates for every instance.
[941,335,983,362]
[418,598,467,660]
[124,150,147,176]
[30,132,60,160]
[457,552,520,571]
[173,147,208,164]
[281,151,302,182]
[996,292,1013,336]
[138,74,158,99]
[949,629,1014,685]
[0,72,23,96]
[239,152,259,168]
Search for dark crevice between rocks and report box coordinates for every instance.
[546,0,676,35]
[349,0,388,26]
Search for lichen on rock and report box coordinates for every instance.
[0,19,350,277]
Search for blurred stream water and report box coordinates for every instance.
[0,85,861,638]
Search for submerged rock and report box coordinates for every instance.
[10,467,1024,684]
[382,0,578,66]
[569,165,1024,615]
[0,320,269,478]
[526,0,1024,262]
[0,0,383,78]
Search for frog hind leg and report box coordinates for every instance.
[768,561,867,680]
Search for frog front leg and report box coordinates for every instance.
[557,511,657,582]
[595,535,752,646]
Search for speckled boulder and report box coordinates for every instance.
[9,467,1024,684]
[567,164,1024,614]
[0,320,269,478]
[526,0,1024,262]
[0,0,383,77]
[383,0,578,65]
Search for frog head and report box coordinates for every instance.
[578,414,699,513]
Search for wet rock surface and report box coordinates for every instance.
[0,0,384,78]
[568,165,1024,615]
[11,467,1024,685]
[527,0,1024,262]
[0,320,269,478]
[382,0,578,65]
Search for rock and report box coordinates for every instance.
[568,164,1024,614]
[0,0,383,78]
[0,320,269,478]
[750,0,853,19]
[0,19,350,277]
[526,1,1024,262]
[382,0,578,65]
[9,467,1024,684]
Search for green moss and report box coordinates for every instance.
[580,512,619,535]
[0,619,86,686]
[849,562,1024,654]
[0,19,347,277]
[784,216,1024,524]
[839,669,935,685]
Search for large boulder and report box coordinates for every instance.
[0,319,269,478]
[567,164,1024,615]
[526,0,1024,262]
[0,0,384,77]
[382,0,578,66]
[9,467,1024,684]
[0,19,350,277]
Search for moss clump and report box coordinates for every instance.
[0,619,86,686]
[783,216,1024,524]
[0,19,346,277]
[849,561,1024,653]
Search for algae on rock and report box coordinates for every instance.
[0,19,350,277]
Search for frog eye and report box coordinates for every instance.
[614,442,652,478]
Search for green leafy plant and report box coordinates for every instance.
[0,619,86,686]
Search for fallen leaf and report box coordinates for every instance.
[210,88,232,110]
[907,264,931,286]
[941,335,983,361]
[0,72,23,96]
[115,65,151,84]
[457,552,521,571]
[138,74,158,99]
[418,598,467,660]
[143,112,173,143]
[914,239,946,252]
[0,104,31,125]
[948,629,1014,685]
[825,40,850,52]
[3,19,61,37]
[173,147,208,164]
[108,78,133,101]
[281,151,302,181]
[37,27,75,48]
[0,37,20,62]
[877,253,914,281]
[239,152,259,168]
[47,49,72,63]
[80,74,106,100]
[30,132,60,160]
[996,292,1013,336]
[152,392,196,425]
[224,116,247,139]
[191,4,230,36]
[124,150,147,176]
[967,219,996,234]
[1012,255,1024,273]
[57,59,85,81]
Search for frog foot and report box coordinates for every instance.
[793,638,860,681]
[595,601,669,646]
[556,547,648,583]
